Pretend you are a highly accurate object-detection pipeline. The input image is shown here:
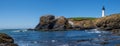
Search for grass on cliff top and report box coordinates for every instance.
[69,17,97,21]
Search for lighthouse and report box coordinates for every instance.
[102,6,105,17]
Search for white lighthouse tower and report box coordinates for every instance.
[102,6,105,17]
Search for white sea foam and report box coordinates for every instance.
[86,29,105,33]
[87,30,109,33]
[59,44,69,46]
[52,40,56,43]
[13,29,28,32]
[87,30,102,33]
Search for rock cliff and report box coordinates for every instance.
[95,14,120,35]
[35,15,69,30]
[96,14,120,30]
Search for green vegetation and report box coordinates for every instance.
[69,17,97,21]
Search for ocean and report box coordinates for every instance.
[0,29,120,46]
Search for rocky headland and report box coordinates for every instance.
[35,15,69,31]
[35,14,120,33]
[35,15,96,31]
[96,14,120,35]
[0,33,18,46]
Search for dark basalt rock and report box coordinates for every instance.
[0,33,18,46]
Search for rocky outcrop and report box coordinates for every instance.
[53,16,68,30]
[96,14,120,30]
[35,14,120,30]
[68,19,96,30]
[35,15,55,30]
[35,15,97,31]
[35,15,69,30]
[111,29,120,36]
[35,14,120,31]
[0,33,18,46]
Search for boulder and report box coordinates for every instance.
[96,14,120,30]
[0,33,18,46]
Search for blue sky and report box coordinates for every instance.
[0,0,120,29]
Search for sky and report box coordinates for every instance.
[0,0,120,29]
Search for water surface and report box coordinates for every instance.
[0,29,120,46]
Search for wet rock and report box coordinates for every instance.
[76,39,91,43]
[0,43,18,46]
[100,41,109,45]
[0,33,14,43]
[112,29,120,35]
[0,33,18,46]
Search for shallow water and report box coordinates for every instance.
[0,29,120,46]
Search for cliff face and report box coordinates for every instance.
[96,14,120,30]
[35,15,69,30]
[35,15,55,30]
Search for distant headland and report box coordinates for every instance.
[34,13,120,33]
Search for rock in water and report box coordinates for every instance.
[0,33,18,46]
[96,14,120,30]
[35,15,69,31]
